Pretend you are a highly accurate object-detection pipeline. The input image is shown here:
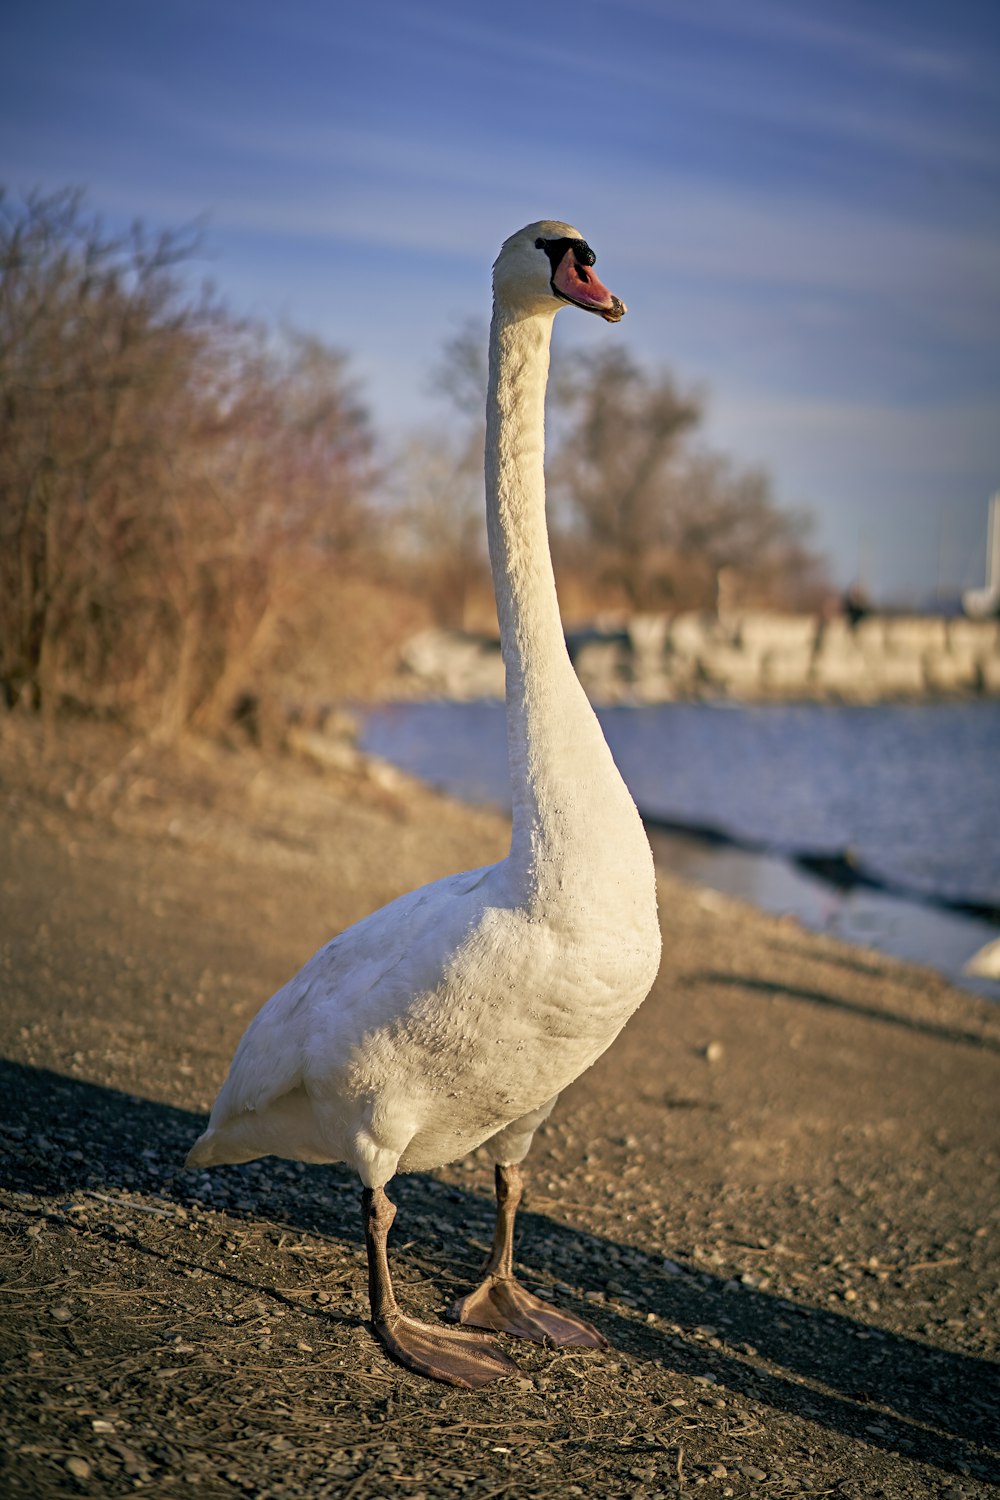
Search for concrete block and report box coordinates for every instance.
[949,618,999,655]
[697,645,764,694]
[668,612,719,657]
[738,612,818,653]
[573,640,630,698]
[630,669,679,703]
[852,617,888,656]
[924,652,980,692]
[884,616,948,653]
[816,619,859,654]
[761,648,814,692]
[627,614,669,657]
[871,656,926,694]
[811,647,875,697]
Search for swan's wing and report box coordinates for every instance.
[202,862,497,1128]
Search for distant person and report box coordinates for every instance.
[842,583,869,628]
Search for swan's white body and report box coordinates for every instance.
[188,221,661,1197]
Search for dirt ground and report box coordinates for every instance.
[1,713,997,1500]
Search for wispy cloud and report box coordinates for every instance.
[617,0,980,82]
[1,0,997,595]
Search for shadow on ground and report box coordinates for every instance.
[3,1056,997,1482]
[694,971,1000,1053]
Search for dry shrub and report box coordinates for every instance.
[0,189,377,742]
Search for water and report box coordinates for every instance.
[360,699,1000,1000]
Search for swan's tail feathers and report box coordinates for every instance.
[184,1086,339,1170]
[185,1128,258,1169]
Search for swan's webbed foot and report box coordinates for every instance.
[448,1160,611,1349]
[374,1309,519,1388]
[362,1183,518,1388]
[449,1275,609,1348]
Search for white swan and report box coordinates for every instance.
[187,221,661,1387]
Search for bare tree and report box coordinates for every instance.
[431,319,487,419]
[671,453,827,612]
[388,432,489,630]
[170,330,377,740]
[0,188,215,728]
[0,188,377,740]
[387,320,492,629]
[550,345,827,612]
[550,347,701,608]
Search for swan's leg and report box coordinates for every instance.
[362,1185,519,1387]
[448,1163,609,1349]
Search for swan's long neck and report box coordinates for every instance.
[486,303,634,885]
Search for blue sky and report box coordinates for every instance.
[3,0,999,601]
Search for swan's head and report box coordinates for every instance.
[493,220,626,323]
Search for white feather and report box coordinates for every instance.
[187,221,661,1192]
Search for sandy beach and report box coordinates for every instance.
[1,714,997,1498]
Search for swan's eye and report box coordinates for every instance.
[535,238,545,249]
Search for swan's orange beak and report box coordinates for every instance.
[552,248,626,322]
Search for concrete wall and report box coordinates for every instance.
[397,613,1000,704]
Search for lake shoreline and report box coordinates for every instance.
[1,711,998,1496]
[360,697,1000,1002]
[392,613,1000,706]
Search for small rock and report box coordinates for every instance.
[50,1305,74,1323]
[704,1041,725,1063]
[65,1457,91,1480]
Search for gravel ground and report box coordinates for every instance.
[1,714,998,1499]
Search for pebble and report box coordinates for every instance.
[65,1457,91,1480]
[50,1305,74,1323]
